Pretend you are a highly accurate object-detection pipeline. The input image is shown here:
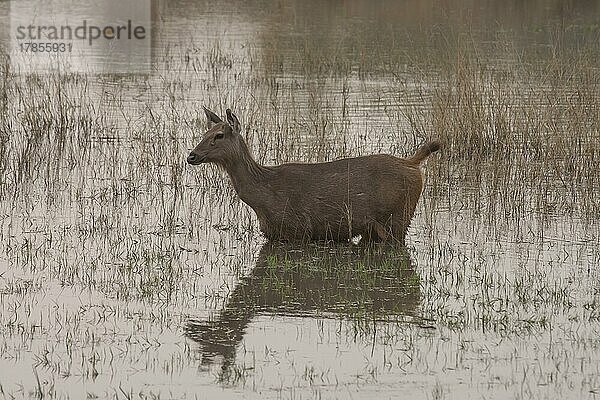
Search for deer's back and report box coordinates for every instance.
[249,154,423,240]
[272,153,419,189]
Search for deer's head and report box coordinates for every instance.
[187,107,242,166]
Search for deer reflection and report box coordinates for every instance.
[185,242,420,370]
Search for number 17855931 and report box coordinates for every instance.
[19,42,73,53]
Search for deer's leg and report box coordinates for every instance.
[389,223,408,246]
[371,218,407,245]
[373,221,389,242]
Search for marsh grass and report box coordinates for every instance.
[0,14,599,400]
[423,52,600,224]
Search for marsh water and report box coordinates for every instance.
[1,1,600,399]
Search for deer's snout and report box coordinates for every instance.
[187,152,204,165]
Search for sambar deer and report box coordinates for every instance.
[187,107,440,243]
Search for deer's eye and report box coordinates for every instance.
[215,133,224,140]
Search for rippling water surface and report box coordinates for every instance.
[0,1,599,399]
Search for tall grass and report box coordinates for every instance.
[0,15,599,399]
[417,50,600,226]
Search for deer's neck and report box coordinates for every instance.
[219,139,270,200]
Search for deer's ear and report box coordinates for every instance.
[203,106,223,128]
[226,109,241,134]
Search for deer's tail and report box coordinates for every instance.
[407,140,441,164]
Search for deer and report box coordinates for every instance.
[187,107,440,244]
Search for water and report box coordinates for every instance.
[1,1,600,399]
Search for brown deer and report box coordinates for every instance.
[187,107,440,243]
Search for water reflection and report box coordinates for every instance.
[185,242,420,370]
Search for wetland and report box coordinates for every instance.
[0,1,599,399]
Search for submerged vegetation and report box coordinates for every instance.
[1,1,599,399]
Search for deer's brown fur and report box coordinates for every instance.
[187,107,440,243]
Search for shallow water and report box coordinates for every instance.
[1,1,600,399]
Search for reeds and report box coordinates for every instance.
[0,16,599,399]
